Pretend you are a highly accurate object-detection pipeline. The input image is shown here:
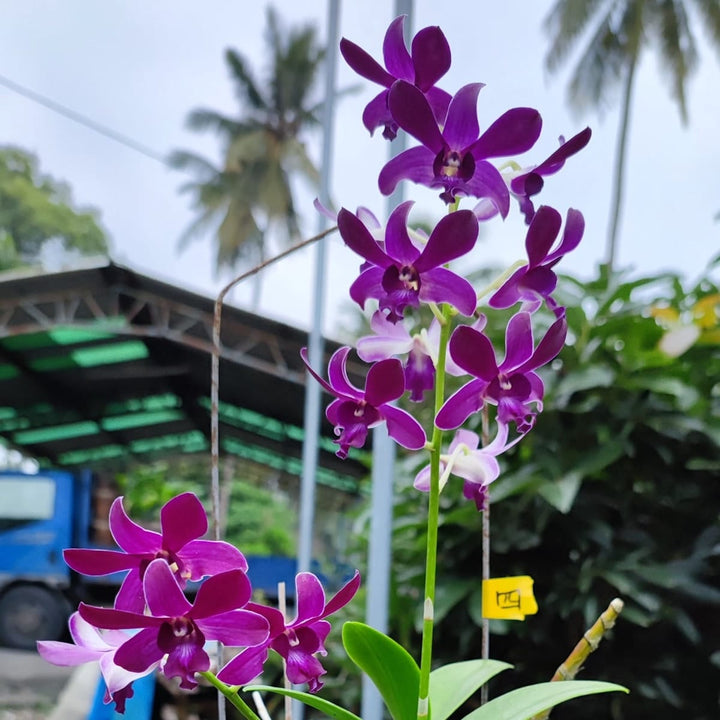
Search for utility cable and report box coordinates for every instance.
[0,71,171,166]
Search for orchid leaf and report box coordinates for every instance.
[244,685,361,720]
[460,680,628,720]
[342,621,419,720]
[430,659,512,720]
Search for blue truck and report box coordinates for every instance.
[0,468,299,650]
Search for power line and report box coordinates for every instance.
[0,72,171,166]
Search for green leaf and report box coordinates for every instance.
[460,681,628,720]
[244,685,361,720]
[430,660,512,720]
[342,621,419,720]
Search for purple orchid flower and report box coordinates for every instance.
[489,206,584,317]
[78,559,269,691]
[414,423,521,510]
[301,345,426,458]
[473,128,591,223]
[339,201,479,323]
[510,128,591,223]
[378,80,542,212]
[218,571,361,693]
[64,492,247,613]
[436,312,567,433]
[37,612,152,714]
[340,15,452,140]
[357,311,467,402]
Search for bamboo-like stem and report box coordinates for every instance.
[479,405,491,706]
[417,305,452,720]
[530,598,624,720]
[209,225,338,539]
[209,225,337,719]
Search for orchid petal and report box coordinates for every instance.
[78,603,159,631]
[388,81,445,152]
[63,548,138,576]
[114,570,145,613]
[349,267,385,310]
[383,404,427,450]
[365,358,405,406]
[383,16,413,80]
[378,146,436,196]
[192,569,251,618]
[415,209,478,271]
[384,201,419,263]
[196,609,269,647]
[534,127,591,176]
[327,346,363,398]
[160,493,207,552]
[37,638,102,666]
[502,312,534,370]
[463,161,511,217]
[293,573,326,624]
[323,570,361,616]
[178,538,248,578]
[425,86,452,125]
[361,90,393,136]
[113,628,164,674]
[488,266,526,309]
[143,560,192,618]
[443,83,483,149]
[413,465,431,492]
[545,208,584,264]
[525,206,562,267]
[449,326,498,380]
[339,38,394,87]
[338,208,391,267]
[217,645,270,686]
[68,611,112,652]
[435,379,486,430]
[109,498,160,554]
[469,107,542,159]
[357,317,413,361]
[98,653,150,697]
[520,316,567,372]
[419,268,477,316]
[411,26,451,90]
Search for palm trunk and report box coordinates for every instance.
[606,47,639,273]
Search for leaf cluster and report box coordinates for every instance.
[0,146,108,269]
[371,265,719,719]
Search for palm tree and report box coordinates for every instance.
[170,8,323,293]
[544,0,720,271]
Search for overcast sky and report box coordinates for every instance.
[1,1,718,337]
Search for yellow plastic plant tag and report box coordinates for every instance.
[482,576,538,620]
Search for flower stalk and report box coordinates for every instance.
[417,304,452,718]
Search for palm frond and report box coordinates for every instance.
[648,0,698,123]
[544,0,610,73]
[691,0,720,51]
[167,150,220,179]
[185,108,251,138]
[566,13,629,115]
[224,48,268,112]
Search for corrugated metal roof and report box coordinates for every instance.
[0,261,366,492]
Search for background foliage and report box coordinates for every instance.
[341,262,720,720]
[0,146,108,271]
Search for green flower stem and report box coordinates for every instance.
[199,672,261,720]
[417,304,453,719]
